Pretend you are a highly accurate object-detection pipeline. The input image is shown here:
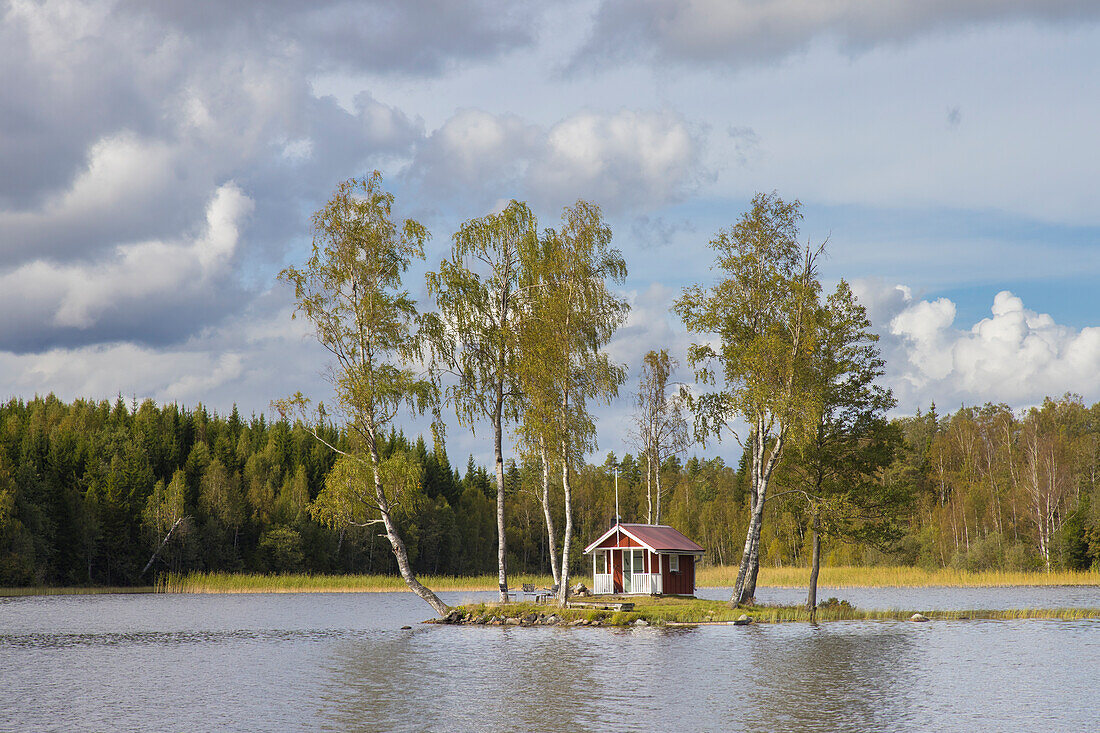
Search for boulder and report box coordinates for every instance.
[633,619,649,627]
[443,610,462,624]
[571,583,589,595]
[910,613,930,623]
[572,619,586,626]
[400,625,412,630]
[545,615,560,625]
[733,614,752,626]
[505,617,521,625]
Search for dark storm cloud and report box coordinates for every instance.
[572,0,1100,70]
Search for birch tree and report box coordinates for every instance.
[675,192,822,606]
[520,201,628,604]
[424,200,538,601]
[276,173,448,616]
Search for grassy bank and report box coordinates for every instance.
[701,565,1100,588]
[156,571,556,594]
[0,586,155,597]
[153,565,1100,594]
[444,595,1100,627]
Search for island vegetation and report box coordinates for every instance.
[3,178,1100,619]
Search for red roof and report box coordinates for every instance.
[583,523,705,554]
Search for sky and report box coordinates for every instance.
[2,0,1099,469]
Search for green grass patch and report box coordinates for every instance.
[445,594,1100,626]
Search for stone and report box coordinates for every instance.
[910,613,930,623]
[545,615,560,625]
[400,625,412,630]
[522,613,538,625]
[572,619,586,626]
[633,619,649,627]
[443,610,462,624]
[571,583,589,595]
[506,617,521,625]
[475,615,489,625]
[733,614,752,626]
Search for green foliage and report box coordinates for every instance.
[675,192,821,447]
[259,527,305,572]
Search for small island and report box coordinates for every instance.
[430,594,1100,628]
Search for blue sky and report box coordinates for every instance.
[1,1,1098,467]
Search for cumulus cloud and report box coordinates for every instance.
[0,184,253,351]
[574,0,1100,69]
[851,280,1100,411]
[0,289,320,413]
[409,108,702,213]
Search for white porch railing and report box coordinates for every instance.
[593,573,613,595]
[626,572,662,595]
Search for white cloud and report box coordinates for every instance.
[0,184,252,337]
[0,289,325,413]
[409,108,701,213]
[531,110,699,209]
[851,280,1100,411]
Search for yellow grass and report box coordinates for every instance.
[157,571,556,594]
[697,565,1100,588]
[0,586,155,597]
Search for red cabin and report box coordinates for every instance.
[582,523,705,596]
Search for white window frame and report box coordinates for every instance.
[670,554,680,573]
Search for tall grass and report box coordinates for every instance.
[158,571,556,594]
[148,564,1100,594]
[0,586,155,597]
[697,565,1100,588]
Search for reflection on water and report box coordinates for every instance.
[1,592,1097,732]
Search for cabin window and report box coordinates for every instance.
[595,551,607,574]
[670,554,680,573]
[632,550,645,574]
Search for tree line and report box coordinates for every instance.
[1,391,1097,590]
[4,179,1098,609]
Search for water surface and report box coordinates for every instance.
[2,589,1096,731]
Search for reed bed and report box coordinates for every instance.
[157,565,1100,594]
[157,571,556,594]
[697,565,1100,588]
[0,586,155,597]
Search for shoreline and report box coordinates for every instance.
[4,565,1099,596]
[432,597,1100,627]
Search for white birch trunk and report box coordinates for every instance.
[539,441,560,587]
[557,442,573,606]
[369,427,449,617]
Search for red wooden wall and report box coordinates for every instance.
[660,554,695,595]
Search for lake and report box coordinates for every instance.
[2,586,1098,731]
